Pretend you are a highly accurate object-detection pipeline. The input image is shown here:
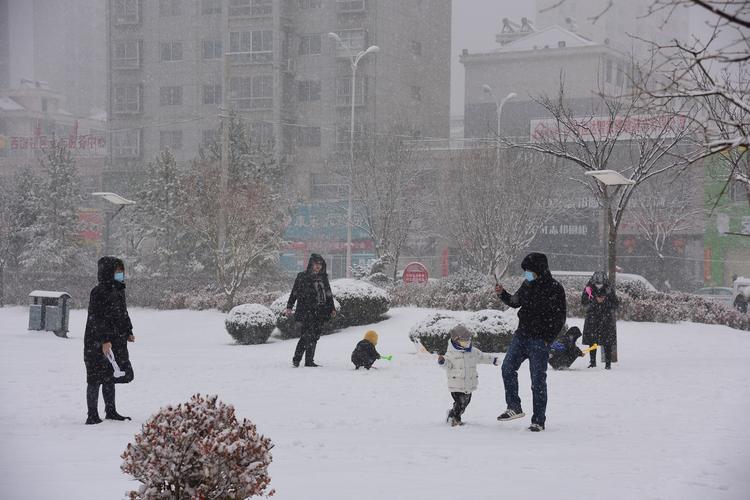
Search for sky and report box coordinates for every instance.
[451,1,536,116]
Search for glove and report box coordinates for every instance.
[585,286,593,299]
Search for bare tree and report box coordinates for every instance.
[509,80,702,284]
[436,147,561,280]
[639,0,750,193]
[626,178,704,288]
[344,127,430,281]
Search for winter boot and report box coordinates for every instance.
[497,408,525,421]
[105,411,132,421]
[85,414,102,425]
[605,362,611,370]
[292,359,300,367]
[528,423,545,432]
[588,351,597,368]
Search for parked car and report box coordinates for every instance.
[732,277,750,313]
[693,287,734,306]
[550,270,658,292]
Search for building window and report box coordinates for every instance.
[229,30,273,62]
[202,39,223,59]
[41,98,48,112]
[202,129,219,146]
[337,0,366,12]
[113,40,141,69]
[336,77,366,106]
[229,75,273,109]
[298,80,321,102]
[298,126,321,147]
[159,130,183,151]
[605,58,613,83]
[616,61,625,86]
[112,129,141,158]
[113,84,141,113]
[333,30,366,51]
[311,174,347,199]
[159,0,182,16]
[411,85,422,101]
[201,0,221,14]
[160,42,183,61]
[229,0,252,16]
[160,86,183,106]
[410,40,422,56]
[336,121,364,150]
[251,121,274,144]
[252,0,272,16]
[113,0,139,25]
[203,84,222,105]
[299,0,322,8]
[299,34,322,56]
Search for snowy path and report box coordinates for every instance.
[0,306,748,500]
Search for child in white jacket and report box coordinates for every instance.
[438,324,499,426]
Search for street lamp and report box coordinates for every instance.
[585,170,635,281]
[92,192,136,256]
[328,32,379,278]
[482,84,517,162]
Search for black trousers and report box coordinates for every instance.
[449,392,472,420]
[87,382,115,417]
[293,317,323,365]
[590,344,613,365]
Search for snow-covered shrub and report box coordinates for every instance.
[225,304,276,344]
[362,272,392,288]
[442,269,491,294]
[408,309,517,355]
[121,394,274,499]
[331,279,390,326]
[269,294,343,339]
[389,280,506,311]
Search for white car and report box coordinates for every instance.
[693,287,734,307]
[732,277,750,313]
[550,270,658,292]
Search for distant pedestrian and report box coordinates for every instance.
[285,253,336,367]
[582,271,619,370]
[83,256,135,424]
[495,252,567,432]
[351,330,381,370]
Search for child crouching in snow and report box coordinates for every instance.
[351,330,381,369]
[438,325,499,426]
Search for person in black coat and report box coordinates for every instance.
[83,256,135,424]
[581,271,619,369]
[548,326,585,370]
[284,253,336,367]
[351,330,381,369]
[494,252,567,431]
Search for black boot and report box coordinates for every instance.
[588,351,597,368]
[86,414,102,425]
[102,383,131,420]
[86,383,102,424]
[105,411,132,421]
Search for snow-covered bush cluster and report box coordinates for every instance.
[225,304,276,344]
[121,394,274,499]
[389,280,506,311]
[159,288,281,312]
[409,309,517,355]
[270,279,390,338]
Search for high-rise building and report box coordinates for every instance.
[0,0,9,89]
[106,0,451,198]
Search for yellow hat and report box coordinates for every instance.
[364,330,378,345]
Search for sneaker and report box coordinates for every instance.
[497,408,525,421]
[105,412,132,421]
[528,423,545,432]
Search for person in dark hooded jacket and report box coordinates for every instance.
[285,254,336,367]
[581,271,619,369]
[83,256,134,424]
[351,330,381,369]
[494,252,567,432]
[548,326,585,370]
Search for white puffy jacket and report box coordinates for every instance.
[439,341,498,394]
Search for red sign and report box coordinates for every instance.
[403,262,429,284]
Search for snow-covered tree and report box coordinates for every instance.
[21,140,90,272]
[510,80,703,284]
[436,147,561,279]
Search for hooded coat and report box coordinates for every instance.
[83,257,134,385]
[581,272,619,346]
[351,339,380,368]
[439,340,498,394]
[286,253,335,322]
[548,327,584,370]
[499,252,568,344]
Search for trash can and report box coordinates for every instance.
[28,291,71,338]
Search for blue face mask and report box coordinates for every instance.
[524,271,535,282]
[114,271,125,283]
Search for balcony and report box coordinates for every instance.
[337,0,366,13]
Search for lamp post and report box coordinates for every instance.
[92,192,136,256]
[482,85,516,163]
[584,170,635,285]
[328,32,379,278]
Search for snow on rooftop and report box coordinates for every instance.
[494,25,598,53]
[0,96,24,111]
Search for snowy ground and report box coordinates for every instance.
[0,306,749,500]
